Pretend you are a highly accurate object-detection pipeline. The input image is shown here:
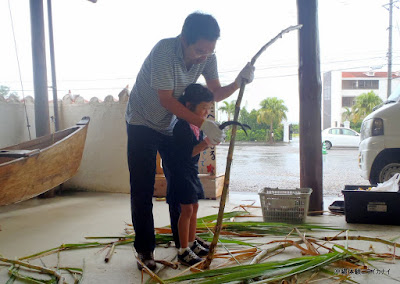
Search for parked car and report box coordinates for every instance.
[359,85,400,184]
[322,127,360,149]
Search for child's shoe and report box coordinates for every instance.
[190,239,209,257]
[195,236,210,249]
[178,247,202,266]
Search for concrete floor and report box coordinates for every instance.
[1,191,400,283]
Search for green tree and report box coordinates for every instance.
[0,85,18,99]
[218,100,236,121]
[239,107,260,130]
[257,97,288,143]
[341,107,352,122]
[0,85,10,98]
[351,91,383,123]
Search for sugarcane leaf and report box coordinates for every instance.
[197,234,256,247]
[8,266,50,283]
[85,236,133,239]
[164,255,322,283]
[6,265,17,284]
[332,244,375,269]
[319,267,360,284]
[197,211,250,224]
[252,252,349,284]
[390,235,400,242]
[77,259,86,284]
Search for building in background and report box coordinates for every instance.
[322,71,400,129]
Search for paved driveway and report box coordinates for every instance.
[216,138,368,196]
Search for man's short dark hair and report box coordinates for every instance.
[181,12,220,45]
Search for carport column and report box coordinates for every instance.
[30,0,50,138]
[297,0,323,213]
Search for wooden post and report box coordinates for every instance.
[297,0,323,213]
[47,0,60,131]
[30,0,50,138]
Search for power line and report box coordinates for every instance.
[8,0,31,139]
[8,62,400,93]
[3,54,398,86]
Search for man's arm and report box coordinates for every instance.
[206,62,255,102]
[206,78,239,102]
[158,90,204,127]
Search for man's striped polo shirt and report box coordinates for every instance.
[125,36,219,136]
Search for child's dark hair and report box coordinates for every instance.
[179,84,214,111]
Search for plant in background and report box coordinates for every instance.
[341,107,352,123]
[351,91,382,123]
[0,85,10,98]
[291,123,299,134]
[218,100,236,121]
[350,121,362,133]
[239,107,260,130]
[0,85,19,99]
[220,102,288,143]
[257,97,288,143]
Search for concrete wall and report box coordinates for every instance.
[0,93,220,196]
[0,96,35,148]
[60,95,130,193]
[0,93,130,193]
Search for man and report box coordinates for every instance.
[125,12,254,270]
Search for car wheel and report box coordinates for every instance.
[370,158,400,184]
[324,141,332,150]
[378,162,400,183]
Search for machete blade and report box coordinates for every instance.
[219,121,251,136]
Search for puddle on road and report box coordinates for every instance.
[216,144,367,195]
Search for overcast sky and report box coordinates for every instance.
[1,0,399,122]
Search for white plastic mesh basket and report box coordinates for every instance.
[258,188,312,223]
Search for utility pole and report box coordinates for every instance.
[47,0,60,131]
[387,0,393,98]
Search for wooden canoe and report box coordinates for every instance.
[0,117,90,206]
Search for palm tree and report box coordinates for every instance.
[341,107,352,123]
[351,91,382,123]
[218,100,236,121]
[257,97,288,143]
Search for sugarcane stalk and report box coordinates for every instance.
[202,219,241,265]
[251,239,305,265]
[318,236,400,248]
[104,243,116,263]
[203,24,302,270]
[136,255,165,284]
[0,257,65,283]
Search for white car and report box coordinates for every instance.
[322,127,360,149]
[359,87,400,184]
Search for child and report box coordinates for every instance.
[169,84,217,266]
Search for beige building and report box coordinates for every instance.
[322,71,400,129]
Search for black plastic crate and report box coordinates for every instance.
[342,185,400,225]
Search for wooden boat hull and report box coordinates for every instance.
[0,117,90,206]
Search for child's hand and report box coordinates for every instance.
[205,137,220,147]
[200,120,224,144]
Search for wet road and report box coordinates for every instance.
[216,138,368,196]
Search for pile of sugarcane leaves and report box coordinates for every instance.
[1,211,400,284]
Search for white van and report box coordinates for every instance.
[359,87,400,184]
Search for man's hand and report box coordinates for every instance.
[235,62,255,88]
[200,120,224,144]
